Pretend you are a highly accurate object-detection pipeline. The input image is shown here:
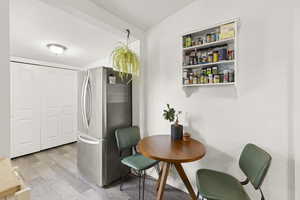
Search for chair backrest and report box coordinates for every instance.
[239,143,272,189]
[115,126,140,152]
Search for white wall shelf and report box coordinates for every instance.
[183,38,234,51]
[183,60,235,69]
[181,19,238,87]
[183,82,235,87]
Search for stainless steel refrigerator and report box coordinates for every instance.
[77,67,132,187]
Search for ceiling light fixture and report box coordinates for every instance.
[47,43,67,55]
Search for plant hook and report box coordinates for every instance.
[126,29,130,44]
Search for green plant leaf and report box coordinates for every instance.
[111,43,140,80]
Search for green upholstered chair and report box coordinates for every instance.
[115,127,159,200]
[196,143,272,200]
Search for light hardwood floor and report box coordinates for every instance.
[11,143,190,200]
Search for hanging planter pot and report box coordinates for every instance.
[111,29,140,80]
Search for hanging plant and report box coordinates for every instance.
[111,29,140,80]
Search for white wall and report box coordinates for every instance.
[0,0,10,158]
[293,4,300,200]
[144,0,292,199]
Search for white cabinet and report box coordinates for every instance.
[10,62,78,157]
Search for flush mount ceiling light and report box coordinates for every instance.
[47,43,67,55]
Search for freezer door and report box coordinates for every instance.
[77,134,103,186]
[103,68,132,185]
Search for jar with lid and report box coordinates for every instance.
[229,70,234,82]
[212,66,218,75]
[193,76,198,84]
[211,32,216,42]
[186,35,192,47]
[198,37,204,45]
[213,75,220,83]
[189,74,193,84]
[183,69,188,79]
[215,28,220,41]
[219,47,228,60]
[202,52,208,63]
[200,75,205,84]
[228,50,234,60]
[206,67,212,75]
[208,52,213,63]
[183,78,189,85]
[208,74,213,83]
[223,70,229,83]
[206,34,212,43]
[213,51,219,63]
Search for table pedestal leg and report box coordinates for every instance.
[174,163,197,200]
[156,162,170,200]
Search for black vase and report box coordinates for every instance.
[171,124,183,140]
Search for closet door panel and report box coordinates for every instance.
[61,106,76,143]
[40,68,77,149]
[60,71,77,144]
[40,68,63,149]
[10,63,41,157]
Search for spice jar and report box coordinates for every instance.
[183,78,189,85]
[200,75,205,84]
[193,76,198,84]
[208,52,213,63]
[206,34,212,43]
[229,70,234,82]
[204,76,208,84]
[213,51,219,63]
[213,75,220,83]
[206,67,212,75]
[215,29,220,41]
[228,50,234,60]
[186,35,192,47]
[212,66,218,75]
[208,74,213,83]
[219,48,228,60]
[183,69,188,79]
[223,70,229,83]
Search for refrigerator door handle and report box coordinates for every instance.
[78,135,101,145]
[87,74,92,127]
[81,72,89,130]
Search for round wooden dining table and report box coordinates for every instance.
[138,135,206,200]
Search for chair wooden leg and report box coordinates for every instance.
[174,163,197,200]
[156,162,170,200]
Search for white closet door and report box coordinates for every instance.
[10,62,41,157]
[11,61,78,156]
[40,67,62,149]
[60,70,77,144]
[40,67,77,150]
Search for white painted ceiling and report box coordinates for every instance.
[10,0,124,68]
[10,0,195,68]
[90,0,195,30]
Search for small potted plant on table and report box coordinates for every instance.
[163,104,183,140]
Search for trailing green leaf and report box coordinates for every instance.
[111,42,140,81]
